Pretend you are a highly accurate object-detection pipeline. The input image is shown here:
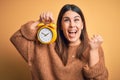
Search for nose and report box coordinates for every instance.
[70,21,75,28]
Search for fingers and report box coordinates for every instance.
[89,34,103,49]
[40,12,54,24]
[90,34,103,43]
[27,12,54,31]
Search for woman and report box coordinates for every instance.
[10,4,108,80]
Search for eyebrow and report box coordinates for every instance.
[63,16,81,19]
[74,16,81,18]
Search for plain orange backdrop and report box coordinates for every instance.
[0,0,120,80]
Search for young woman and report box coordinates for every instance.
[10,4,108,80]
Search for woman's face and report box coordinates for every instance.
[61,10,83,46]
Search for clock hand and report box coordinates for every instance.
[41,32,46,36]
[45,33,49,36]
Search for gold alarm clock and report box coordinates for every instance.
[37,23,57,44]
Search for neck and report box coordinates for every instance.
[69,41,81,47]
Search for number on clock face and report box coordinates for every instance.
[38,28,53,43]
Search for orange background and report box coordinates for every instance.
[0,0,120,80]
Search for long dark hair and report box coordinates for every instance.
[55,4,89,65]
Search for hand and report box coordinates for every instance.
[39,12,54,24]
[89,34,103,50]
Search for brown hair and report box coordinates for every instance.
[55,4,89,65]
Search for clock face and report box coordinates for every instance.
[38,28,53,43]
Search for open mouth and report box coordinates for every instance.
[68,30,77,38]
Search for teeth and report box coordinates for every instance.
[68,30,77,33]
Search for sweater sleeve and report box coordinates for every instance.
[10,21,36,62]
[83,47,108,80]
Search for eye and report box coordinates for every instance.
[74,19,80,22]
[62,17,70,23]
[64,18,70,22]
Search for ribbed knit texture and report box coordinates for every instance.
[10,22,108,80]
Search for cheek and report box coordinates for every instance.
[61,25,68,37]
[77,23,83,30]
[62,26,68,35]
[61,22,68,31]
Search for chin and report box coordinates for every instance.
[68,39,77,43]
[67,37,80,44]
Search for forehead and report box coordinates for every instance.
[63,10,80,18]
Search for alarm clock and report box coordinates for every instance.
[37,23,57,44]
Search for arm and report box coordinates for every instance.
[83,35,108,80]
[10,12,54,62]
[83,47,108,80]
[10,21,39,62]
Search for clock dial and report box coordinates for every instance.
[38,28,53,43]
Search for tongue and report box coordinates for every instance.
[69,32,76,38]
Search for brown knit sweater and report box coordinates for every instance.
[10,21,108,80]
